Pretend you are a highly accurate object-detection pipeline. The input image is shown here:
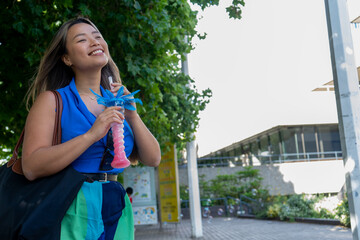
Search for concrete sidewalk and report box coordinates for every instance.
[135,217,352,240]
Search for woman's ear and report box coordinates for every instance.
[62,54,72,67]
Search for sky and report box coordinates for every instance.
[188,0,360,157]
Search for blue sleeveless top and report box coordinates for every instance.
[57,79,134,174]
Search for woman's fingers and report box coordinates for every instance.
[110,83,131,96]
[110,83,121,96]
[100,107,125,124]
[87,107,124,141]
[109,84,138,118]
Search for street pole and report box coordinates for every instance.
[182,36,203,238]
[325,1,360,239]
[186,140,203,238]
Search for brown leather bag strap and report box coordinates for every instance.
[8,130,25,165]
[8,90,62,169]
[52,90,63,145]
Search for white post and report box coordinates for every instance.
[325,1,360,239]
[182,36,203,238]
[186,140,203,238]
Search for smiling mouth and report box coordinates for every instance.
[89,49,104,55]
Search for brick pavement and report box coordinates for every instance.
[134,217,352,240]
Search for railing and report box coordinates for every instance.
[178,151,342,168]
[181,197,228,209]
[255,151,342,164]
[180,195,260,217]
[237,195,260,216]
[195,156,244,168]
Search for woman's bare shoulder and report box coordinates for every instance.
[26,91,57,131]
[29,91,57,113]
[33,91,56,104]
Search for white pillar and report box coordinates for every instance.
[182,35,203,238]
[186,140,203,238]
[325,1,360,239]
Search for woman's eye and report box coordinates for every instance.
[95,36,102,39]
[77,39,86,43]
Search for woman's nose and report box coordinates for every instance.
[90,38,100,46]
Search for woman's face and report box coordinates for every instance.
[63,23,109,72]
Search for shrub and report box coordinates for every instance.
[265,194,329,221]
[179,185,189,208]
[180,166,269,211]
[335,197,350,227]
[315,208,335,219]
[312,194,337,219]
[266,203,282,219]
[285,194,316,218]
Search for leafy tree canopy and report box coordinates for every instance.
[0,0,244,160]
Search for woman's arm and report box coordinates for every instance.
[22,91,124,181]
[126,113,161,167]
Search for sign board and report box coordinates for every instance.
[132,205,158,225]
[124,166,158,225]
[158,144,180,222]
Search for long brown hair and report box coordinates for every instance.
[26,17,121,110]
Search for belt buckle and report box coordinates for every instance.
[100,172,108,182]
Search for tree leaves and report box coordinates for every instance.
[0,0,244,158]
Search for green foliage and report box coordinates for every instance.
[0,1,245,158]
[200,166,268,200]
[198,174,211,199]
[267,194,345,225]
[278,194,316,221]
[0,147,12,162]
[180,167,268,214]
[266,202,282,219]
[335,197,350,227]
[192,166,268,208]
[179,185,190,208]
[316,208,335,219]
[180,185,189,201]
[116,173,124,184]
[190,0,245,19]
[265,194,338,222]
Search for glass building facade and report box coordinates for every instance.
[200,124,342,166]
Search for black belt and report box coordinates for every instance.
[82,173,118,182]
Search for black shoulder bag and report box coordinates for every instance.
[0,90,86,240]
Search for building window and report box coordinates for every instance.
[303,126,318,153]
[318,125,341,153]
[280,127,303,160]
[269,132,281,157]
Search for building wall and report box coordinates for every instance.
[178,160,346,195]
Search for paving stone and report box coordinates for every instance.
[135,217,352,240]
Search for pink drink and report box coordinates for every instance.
[111,107,130,168]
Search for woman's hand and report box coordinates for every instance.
[110,82,138,119]
[86,106,125,143]
[110,82,122,96]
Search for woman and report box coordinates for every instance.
[22,17,161,239]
